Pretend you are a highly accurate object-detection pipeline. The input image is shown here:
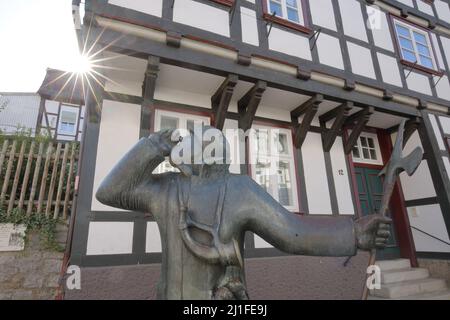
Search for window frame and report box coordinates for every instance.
[57,105,79,136]
[391,15,443,76]
[350,131,384,166]
[209,0,234,6]
[248,124,300,212]
[261,0,311,34]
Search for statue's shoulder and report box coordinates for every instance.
[226,173,256,188]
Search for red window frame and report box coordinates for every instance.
[389,14,444,77]
[261,0,312,34]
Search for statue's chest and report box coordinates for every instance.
[187,181,222,227]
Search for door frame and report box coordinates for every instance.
[344,127,418,266]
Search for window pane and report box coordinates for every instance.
[277,161,293,206]
[396,24,411,38]
[417,43,431,57]
[352,146,360,159]
[361,136,368,147]
[255,129,269,156]
[362,148,370,159]
[255,163,271,193]
[419,56,433,69]
[160,116,178,130]
[269,1,282,16]
[399,37,414,51]
[287,8,299,22]
[369,149,377,160]
[274,133,289,155]
[286,0,298,8]
[413,32,427,45]
[61,111,77,123]
[401,49,417,62]
[367,138,375,148]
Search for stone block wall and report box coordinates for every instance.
[418,258,450,285]
[0,222,68,300]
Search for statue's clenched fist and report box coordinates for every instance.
[355,215,392,250]
[151,129,181,157]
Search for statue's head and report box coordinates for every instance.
[169,125,231,177]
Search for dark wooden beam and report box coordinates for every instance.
[238,80,267,132]
[344,106,374,154]
[141,56,160,138]
[291,94,323,148]
[211,74,238,130]
[321,102,353,152]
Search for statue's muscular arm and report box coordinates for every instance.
[231,176,358,257]
[96,131,173,213]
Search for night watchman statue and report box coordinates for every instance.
[96,126,392,300]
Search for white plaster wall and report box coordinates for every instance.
[268,27,312,61]
[377,53,403,86]
[416,0,434,16]
[405,71,432,95]
[86,222,134,255]
[146,222,162,253]
[254,105,291,122]
[241,7,259,46]
[0,94,40,134]
[347,42,376,79]
[435,0,450,22]
[302,133,332,215]
[254,234,272,249]
[173,0,230,37]
[154,86,212,109]
[408,205,450,253]
[338,0,368,42]
[108,0,162,17]
[316,33,344,69]
[91,99,141,211]
[439,116,450,134]
[396,0,414,7]
[309,0,336,31]
[330,137,355,215]
[440,36,450,70]
[431,33,445,71]
[443,157,450,181]
[429,114,446,151]
[367,6,394,52]
[45,100,59,114]
[434,76,450,101]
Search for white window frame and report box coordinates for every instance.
[393,18,437,71]
[248,124,299,212]
[350,131,383,166]
[267,0,305,25]
[154,109,210,173]
[57,105,79,136]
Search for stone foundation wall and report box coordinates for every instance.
[0,223,68,300]
[64,251,370,300]
[418,258,450,285]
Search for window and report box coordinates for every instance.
[58,107,78,135]
[249,125,299,212]
[393,18,438,72]
[263,0,309,33]
[351,132,383,165]
[154,109,210,173]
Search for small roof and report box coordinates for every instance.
[37,68,85,105]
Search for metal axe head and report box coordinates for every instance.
[379,120,423,179]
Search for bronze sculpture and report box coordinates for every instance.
[96,126,392,300]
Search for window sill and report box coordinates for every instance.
[262,13,312,35]
[210,0,234,6]
[400,60,444,77]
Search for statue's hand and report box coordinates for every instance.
[151,129,181,157]
[354,215,392,251]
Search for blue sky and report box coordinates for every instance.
[0,0,82,92]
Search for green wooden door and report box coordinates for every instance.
[354,167,400,260]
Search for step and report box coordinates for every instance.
[369,290,450,300]
[375,259,411,272]
[381,268,429,284]
[371,278,447,299]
